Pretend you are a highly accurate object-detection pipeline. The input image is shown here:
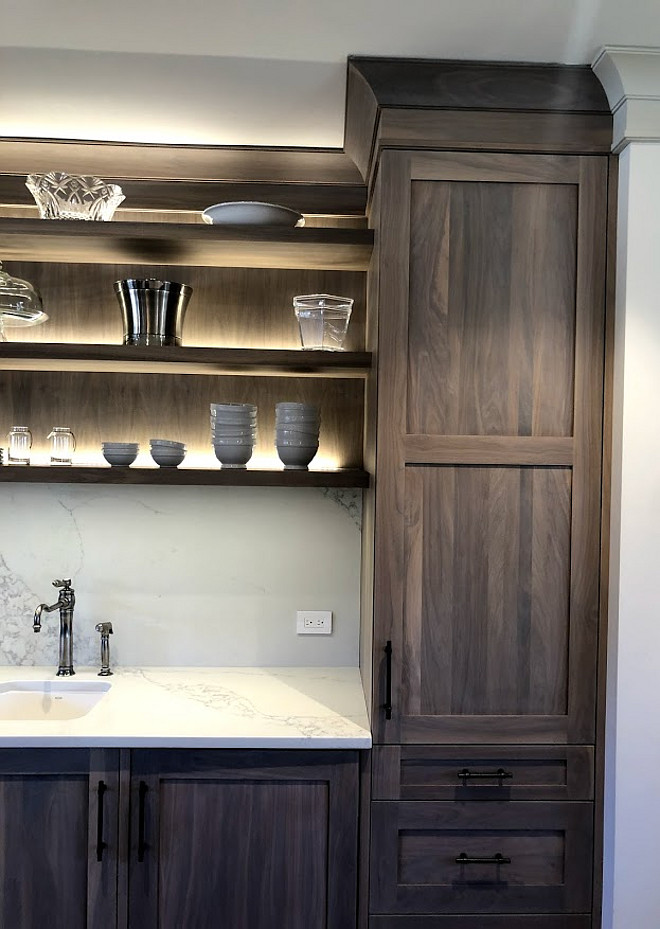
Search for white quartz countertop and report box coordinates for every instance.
[0,666,372,748]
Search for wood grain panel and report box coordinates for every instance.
[410,152,581,185]
[0,175,366,216]
[370,914,591,928]
[347,59,611,113]
[401,466,571,718]
[0,220,373,271]
[377,110,612,158]
[371,801,593,915]
[128,749,359,929]
[0,139,364,184]
[371,151,413,742]
[157,780,328,929]
[407,180,576,437]
[403,436,573,466]
[567,158,607,745]
[0,343,372,379]
[0,371,363,469]
[372,746,594,801]
[0,766,88,928]
[5,261,366,350]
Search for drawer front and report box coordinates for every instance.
[372,746,593,801]
[371,801,593,915]
[370,917,591,928]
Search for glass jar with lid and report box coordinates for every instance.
[7,426,32,465]
[48,427,76,466]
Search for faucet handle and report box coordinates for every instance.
[95,622,113,636]
[53,578,72,589]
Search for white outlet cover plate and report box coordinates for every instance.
[296,610,332,635]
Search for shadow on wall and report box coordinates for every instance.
[0,47,345,147]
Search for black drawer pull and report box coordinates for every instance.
[383,640,392,720]
[458,767,513,786]
[137,780,148,862]
[96,780,107,862]
[455,852,511,865]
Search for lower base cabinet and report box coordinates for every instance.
[0,748,359,929]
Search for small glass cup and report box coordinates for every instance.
[8,426,32,465]
[48,427,76,466]
[293,294,353,351]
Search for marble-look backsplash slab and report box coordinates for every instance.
[0,484,361,669]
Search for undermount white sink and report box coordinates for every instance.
[0,680,111,721]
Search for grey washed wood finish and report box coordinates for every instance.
[404,465,572,719]
[0,749,119,929]
[127,749,359,929]
[371,801,593,915]
[366,140,608,929]
[372,151,606,747]
[372,745,594,801]
[407,180,576,437]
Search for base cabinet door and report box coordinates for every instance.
[0,749,119,929]
[126,749,359,929]
[371,801,593,917]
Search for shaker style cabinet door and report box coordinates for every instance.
[0,749,119,929]
[126,749,359,929]
[372,150,607,745]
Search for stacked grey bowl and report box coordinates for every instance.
[211,403,257,468]
[150,438,186,468]
[275,402,320,469]
[102,441,139,467]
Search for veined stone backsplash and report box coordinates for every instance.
[0,485,361,669]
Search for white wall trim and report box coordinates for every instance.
[593,46,660,152]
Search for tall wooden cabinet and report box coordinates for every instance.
[346,59,613,928]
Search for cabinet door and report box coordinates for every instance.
[372,150,607,744]
[127,749,359,929]
[0,748,119,929]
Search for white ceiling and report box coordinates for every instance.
[2,0,659,147]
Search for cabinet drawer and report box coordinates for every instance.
[370,801,593,915]
[372,746,593,801]
[370,917,591,928]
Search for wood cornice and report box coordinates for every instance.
[344,56,613,188]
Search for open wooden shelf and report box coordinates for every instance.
[0,466,370,488]
[0,218,373,271]
[0,343,372,378]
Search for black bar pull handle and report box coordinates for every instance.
[383,640,393,720]
[96,780,107,862]
[455,852,512,865]
[137,780,148,862]
[457,767,513,787]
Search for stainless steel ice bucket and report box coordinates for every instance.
[114,278,192,347]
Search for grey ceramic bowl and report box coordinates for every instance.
[150,447,186,468]
[102,448,138,467]
[276,444,319,470]
[213,444,253,468]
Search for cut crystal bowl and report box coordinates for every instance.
[26,171,125,221]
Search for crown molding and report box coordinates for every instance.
[593,46,660,152]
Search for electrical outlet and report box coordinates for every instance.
[296,610,333,635]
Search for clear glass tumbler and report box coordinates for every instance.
[7,425,32,465]
[48,427,76,466]
[293,294,354,351]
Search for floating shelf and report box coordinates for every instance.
[0,343,372,378]
[0,466,370,488]
[0,218,374,271]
